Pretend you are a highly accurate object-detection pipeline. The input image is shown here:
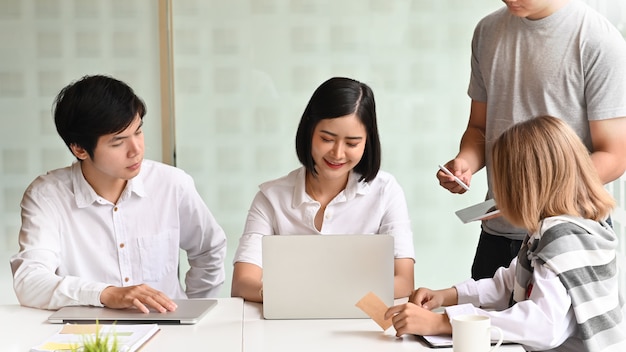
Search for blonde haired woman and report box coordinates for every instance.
[386,116,625,352]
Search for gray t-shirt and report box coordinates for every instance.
[468,0,626,239]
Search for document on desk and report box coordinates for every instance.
[420,335,516,349]
[419,334,454,348]
[30,323,160,352]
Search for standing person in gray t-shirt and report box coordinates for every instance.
[437,0,626,280]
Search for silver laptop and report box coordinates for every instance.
[262,234,394,319]
[48,299,217,325]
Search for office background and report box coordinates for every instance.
[1,0,625,304]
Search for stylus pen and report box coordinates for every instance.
[438,164,470,191]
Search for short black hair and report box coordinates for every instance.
[53,74,146,159]
[295,77,381,182]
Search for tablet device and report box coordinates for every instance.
[47,299,217,325]
[455,199,500,224]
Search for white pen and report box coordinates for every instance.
[438,164,470,191]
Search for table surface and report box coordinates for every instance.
[0,298,244,352]
[0,298,525,352]
[242,302,524,352]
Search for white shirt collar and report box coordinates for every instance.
[71,161,147,208]
[290,167,370,208]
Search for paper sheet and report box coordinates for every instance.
[355,291,393,330]
[31,323,159,352]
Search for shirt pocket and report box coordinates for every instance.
[137,230,179,282]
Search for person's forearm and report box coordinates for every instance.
[458,126,486,174]
[393,258,415,299]
[231,262,264,302]
[441,287,459,307]
[185,229,227,298]
[184,262,226,298]
[12,265,106,309]
[231,278,263,303]
[394,275,414,299]
[591,151,626,184]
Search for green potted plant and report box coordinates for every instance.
[70,322,119,352]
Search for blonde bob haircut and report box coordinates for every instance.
[491,116,615,233]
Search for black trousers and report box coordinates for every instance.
[470,231,522,280]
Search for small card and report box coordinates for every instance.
[355,291,393,331]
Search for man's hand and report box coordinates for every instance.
[100,284,178,313]
[436,160,472,194]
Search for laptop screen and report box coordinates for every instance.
[262,234,394,319]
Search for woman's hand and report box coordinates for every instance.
[410,287,458,310]
[384,302,452,337]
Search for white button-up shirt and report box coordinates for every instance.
[446,259,579,351]
[10,160,227,309]
[233,167,415,267]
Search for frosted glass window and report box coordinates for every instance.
[0,0,162,304]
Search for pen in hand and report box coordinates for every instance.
[438,165,470,191]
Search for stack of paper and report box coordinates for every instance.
[31,323,160,352]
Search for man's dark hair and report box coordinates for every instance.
[53,75,146,159]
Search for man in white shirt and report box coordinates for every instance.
[10,75,227,313]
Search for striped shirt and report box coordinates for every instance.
[514,215,626,351]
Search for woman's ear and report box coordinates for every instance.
[70,144,89,160]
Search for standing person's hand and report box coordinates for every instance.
[436,159,471,194]
[100,284,178,313]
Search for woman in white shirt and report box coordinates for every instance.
[231,77,415,302]
[385,116,626,352]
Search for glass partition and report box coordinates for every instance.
[171,0,505,296]
[0,0,163,303]
[1,0,625,303]
[171,0,626,296]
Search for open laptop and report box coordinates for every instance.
[48,299,217,325]
[262,234,394,319]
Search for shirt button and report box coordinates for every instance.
[124,277,129,282]
[114,207,118,212]
[119,243,125,249]
[325,213,332,219]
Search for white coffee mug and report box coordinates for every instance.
[451,314,503,352]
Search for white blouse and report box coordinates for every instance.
[233,167,415,267]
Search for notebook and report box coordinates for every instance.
[47,299,217,325]
[31,323,160,352]
[419,335,517,349]
[262,234,394,319]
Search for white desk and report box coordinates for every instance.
[1,299,525,351]
[0,298,244,352]
[242,302,525,352]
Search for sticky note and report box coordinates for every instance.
[39,342,77,350]
[355,291,393,331]
[60,324,100,334]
